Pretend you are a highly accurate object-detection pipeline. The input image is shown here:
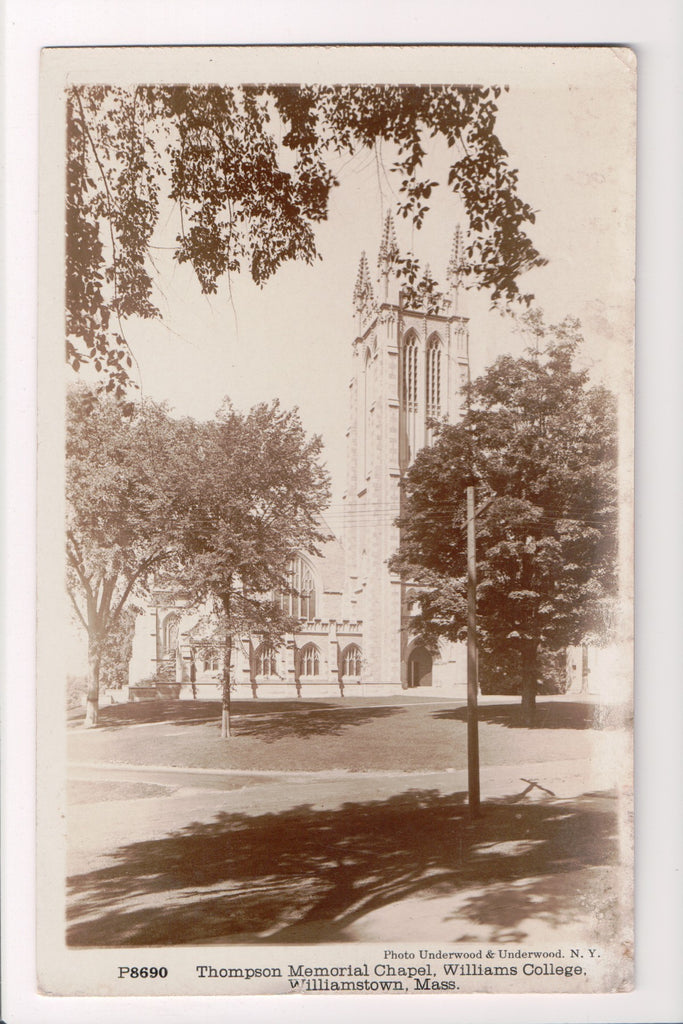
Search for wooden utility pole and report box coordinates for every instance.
[466,484,481,816]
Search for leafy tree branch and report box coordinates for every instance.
[66,83,546,397]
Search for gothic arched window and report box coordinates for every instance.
[362,346,372,479]
[255,643,278,678]
[341,644,362,679]
[299,643,320,678]
[161,613,180,657]
[279,556,317,621]
[202,648,220,672]
[458,363,469,404]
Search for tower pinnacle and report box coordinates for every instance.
[377,212,399,270]
[377,213,400,301]
[353,251,374,319]
[446,225,469,312]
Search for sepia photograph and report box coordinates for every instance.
[35,43,637,998]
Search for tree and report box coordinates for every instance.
[66,83,546,398]
[66,387,191,726]
[391,315,618,725]
[99,606,138,690]
[176,399,330,738]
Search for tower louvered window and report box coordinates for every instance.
[426,336,442,420]
[403,334,418,414]
[402,332,419,464]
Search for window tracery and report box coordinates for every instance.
[279,556,317,620]
[255,643,278,678]
[341,644,362,679]
[202,648,219,672]
[299,643,320,678]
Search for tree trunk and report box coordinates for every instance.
[84,640,101,728]
[581,644,589,694]
[520,641,539,727]
[221,640,232,738]
[221,592,233,738]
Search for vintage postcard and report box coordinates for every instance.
[37,45,635,998]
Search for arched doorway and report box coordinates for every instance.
[407,646,433,688]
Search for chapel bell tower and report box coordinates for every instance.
[343,215,472,686]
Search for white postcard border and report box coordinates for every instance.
[4,3,683,1023]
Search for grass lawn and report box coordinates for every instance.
[68,696,630,774]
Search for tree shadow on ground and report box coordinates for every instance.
[228,703,401,741]
[434,701,632,731]
[68,700,221,729]
[71,699,404,740]
[67,787,619,947]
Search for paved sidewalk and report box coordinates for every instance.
[68,750,625,800]
[66,746,631,948]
